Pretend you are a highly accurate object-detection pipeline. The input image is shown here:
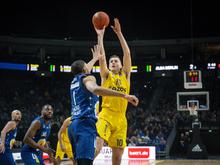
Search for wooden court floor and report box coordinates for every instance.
[156,160,220,165]
[46,159,220,165]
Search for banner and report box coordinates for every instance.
[95,146,156,160]
[13,146,155,161]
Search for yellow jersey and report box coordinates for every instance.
[101,71,130,114]
[61,117,71,143]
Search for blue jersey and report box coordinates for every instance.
[0,123,17,165]
[4,126,17,149]
[70,73,99,120]
[22,116,51,154]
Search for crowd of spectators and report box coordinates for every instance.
[0,72,219,154]
[126,77,219,153]
[0,77,70,147]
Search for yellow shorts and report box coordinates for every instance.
[96,110,127,148]
[55,141,73,160]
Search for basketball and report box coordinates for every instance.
[92,11,109,30]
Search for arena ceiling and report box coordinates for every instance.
[0,1,220,64]
[0,1,219,40]
[0,36,220,64]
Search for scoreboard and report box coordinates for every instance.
[184,70,202,89]
[0,62,138,73]
[1,62,219,80]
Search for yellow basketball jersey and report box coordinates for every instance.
[61,117,71,143]
[101,71,130,114]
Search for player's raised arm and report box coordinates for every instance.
[89,44,103,72]
[86,45,101,73]
[95,27,109,81]
[111,18,131,79]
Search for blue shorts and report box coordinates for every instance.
[21,150,44,165]
[68,118,97,160]
[0,148,16,165]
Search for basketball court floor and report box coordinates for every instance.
[43,159,220,165]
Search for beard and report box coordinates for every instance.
[14,119,21,122]
[44,114,53,120]
[14,117,21,122]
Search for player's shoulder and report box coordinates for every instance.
[83,74,96,82]
[31,118,42,129]
[7,120,17,128]
[65,117,71,123]
[33,116,43,123]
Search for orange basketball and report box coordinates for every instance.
[92,11,109,30]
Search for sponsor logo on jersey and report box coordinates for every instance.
[109,86,126,93]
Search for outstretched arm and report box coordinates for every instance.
[111,18,131,80]
[0,121,16,153]
[95,27,109,81]
[83,75,139,106]
[86,46,100,73]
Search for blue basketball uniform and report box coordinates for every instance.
[0,126,17,165]
[21,116,51,165]
[68,73,99,160]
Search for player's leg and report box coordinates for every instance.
[95,136,104,158]
[108,118,127,165]
[54,156,61,165]
[76,118,97,164]
[77,158,93,165]
[65,143,76,165]
[95,118,111,157]
[21,151,41,165]
[54,141,64,165]
[68,121,77,160]
[36,153,45,165]
[0,148,16,165]
[111,147,124,165]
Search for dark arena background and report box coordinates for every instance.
[0,1,220,165]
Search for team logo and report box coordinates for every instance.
[115,79,122,86]
[42,132,47,137]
